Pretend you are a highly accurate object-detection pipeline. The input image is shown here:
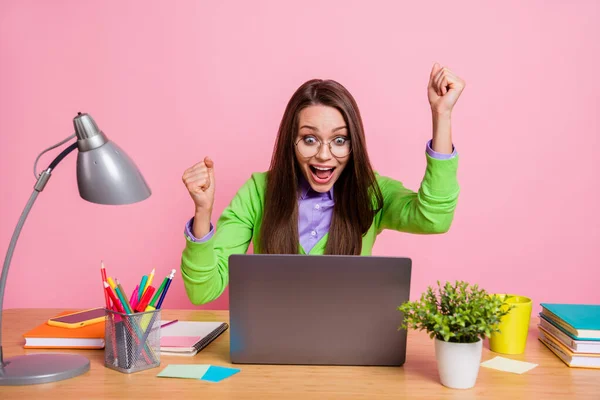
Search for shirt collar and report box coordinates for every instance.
[298,174,334,200]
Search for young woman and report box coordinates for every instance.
[181,62,465,305]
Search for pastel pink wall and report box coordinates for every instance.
[1,1,598,313]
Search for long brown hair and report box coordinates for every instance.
[259,79,383,255]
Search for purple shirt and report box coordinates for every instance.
[297,177,335,253]
[185,140,456,253]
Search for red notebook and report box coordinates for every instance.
[22,311,105,349]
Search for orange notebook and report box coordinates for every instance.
[23,311,105,349]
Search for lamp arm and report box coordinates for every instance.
[0,141,78,366]
[33,133,76,178]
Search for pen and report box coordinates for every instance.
[100,261,110,309]
[160,319,178,329]
[156,269,176,309]
[138,275,147,302]
[147,319,179,335]
[130,285,140,311]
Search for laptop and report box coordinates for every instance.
[228,254,412,366]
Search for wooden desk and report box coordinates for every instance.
[1,309,598,399]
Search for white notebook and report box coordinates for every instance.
[160,320,228,357]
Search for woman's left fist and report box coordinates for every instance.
[427,62,466,115]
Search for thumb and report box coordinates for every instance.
[204,156,214,170]
[204,156,215,184]
[429,62,441,82]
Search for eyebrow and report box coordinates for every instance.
[299,125,347,132]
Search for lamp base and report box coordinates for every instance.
[0,353,90,385]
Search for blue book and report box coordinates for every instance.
[540,303,600,340]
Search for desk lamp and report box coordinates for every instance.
[0,112,151,385]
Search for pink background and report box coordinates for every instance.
[1,1,598,313]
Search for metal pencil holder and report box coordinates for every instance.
[104,308,161,373]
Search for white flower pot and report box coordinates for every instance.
[434,338,482,389]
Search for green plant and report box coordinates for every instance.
[397,281,513,343]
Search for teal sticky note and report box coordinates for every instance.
[200,365,241,382]
[157,364,211,379]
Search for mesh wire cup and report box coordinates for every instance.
[104,308,161,373]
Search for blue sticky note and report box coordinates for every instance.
[200,365,241,382]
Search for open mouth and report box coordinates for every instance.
[309,165,336,184]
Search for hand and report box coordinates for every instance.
[427,62,466,115]
[182,156,215,212]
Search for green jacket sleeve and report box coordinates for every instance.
[375,152,459,234]
[181,174,262,305]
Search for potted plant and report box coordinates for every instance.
[398,281,512,389]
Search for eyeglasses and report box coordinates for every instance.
[295,135,352,158]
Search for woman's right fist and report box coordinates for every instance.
[182,156,215,212]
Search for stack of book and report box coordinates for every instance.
[23,311,105,349]
[538,303,600,368]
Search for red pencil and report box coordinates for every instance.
[104,281,125,314]
[100,261,111,309]
[135,286,156,312]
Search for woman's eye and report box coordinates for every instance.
[333,137,347,146]
[303,136,318,145]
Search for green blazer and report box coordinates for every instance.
[181,153,459,305]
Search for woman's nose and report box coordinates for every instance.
[315,142,333,161]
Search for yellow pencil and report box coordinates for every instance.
[107,277,117,290]
[144,268,155,296]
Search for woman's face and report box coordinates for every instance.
[295,105,351,193]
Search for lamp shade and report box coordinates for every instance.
[74,113,151,205]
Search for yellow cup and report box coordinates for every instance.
[489,294,532,354]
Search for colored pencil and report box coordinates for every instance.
[135,286,155,312]
[107,277,117,290]
[156,269,176,309]
[150,276,168,307]
[100,261,111,309]
[138,275,147,302]
[115,280,133,314]
[144,268,155,297]
[104,281,125,314]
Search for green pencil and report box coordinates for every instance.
[116,280,133,314]
[150,277,168,307]
[114,283,133,314]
